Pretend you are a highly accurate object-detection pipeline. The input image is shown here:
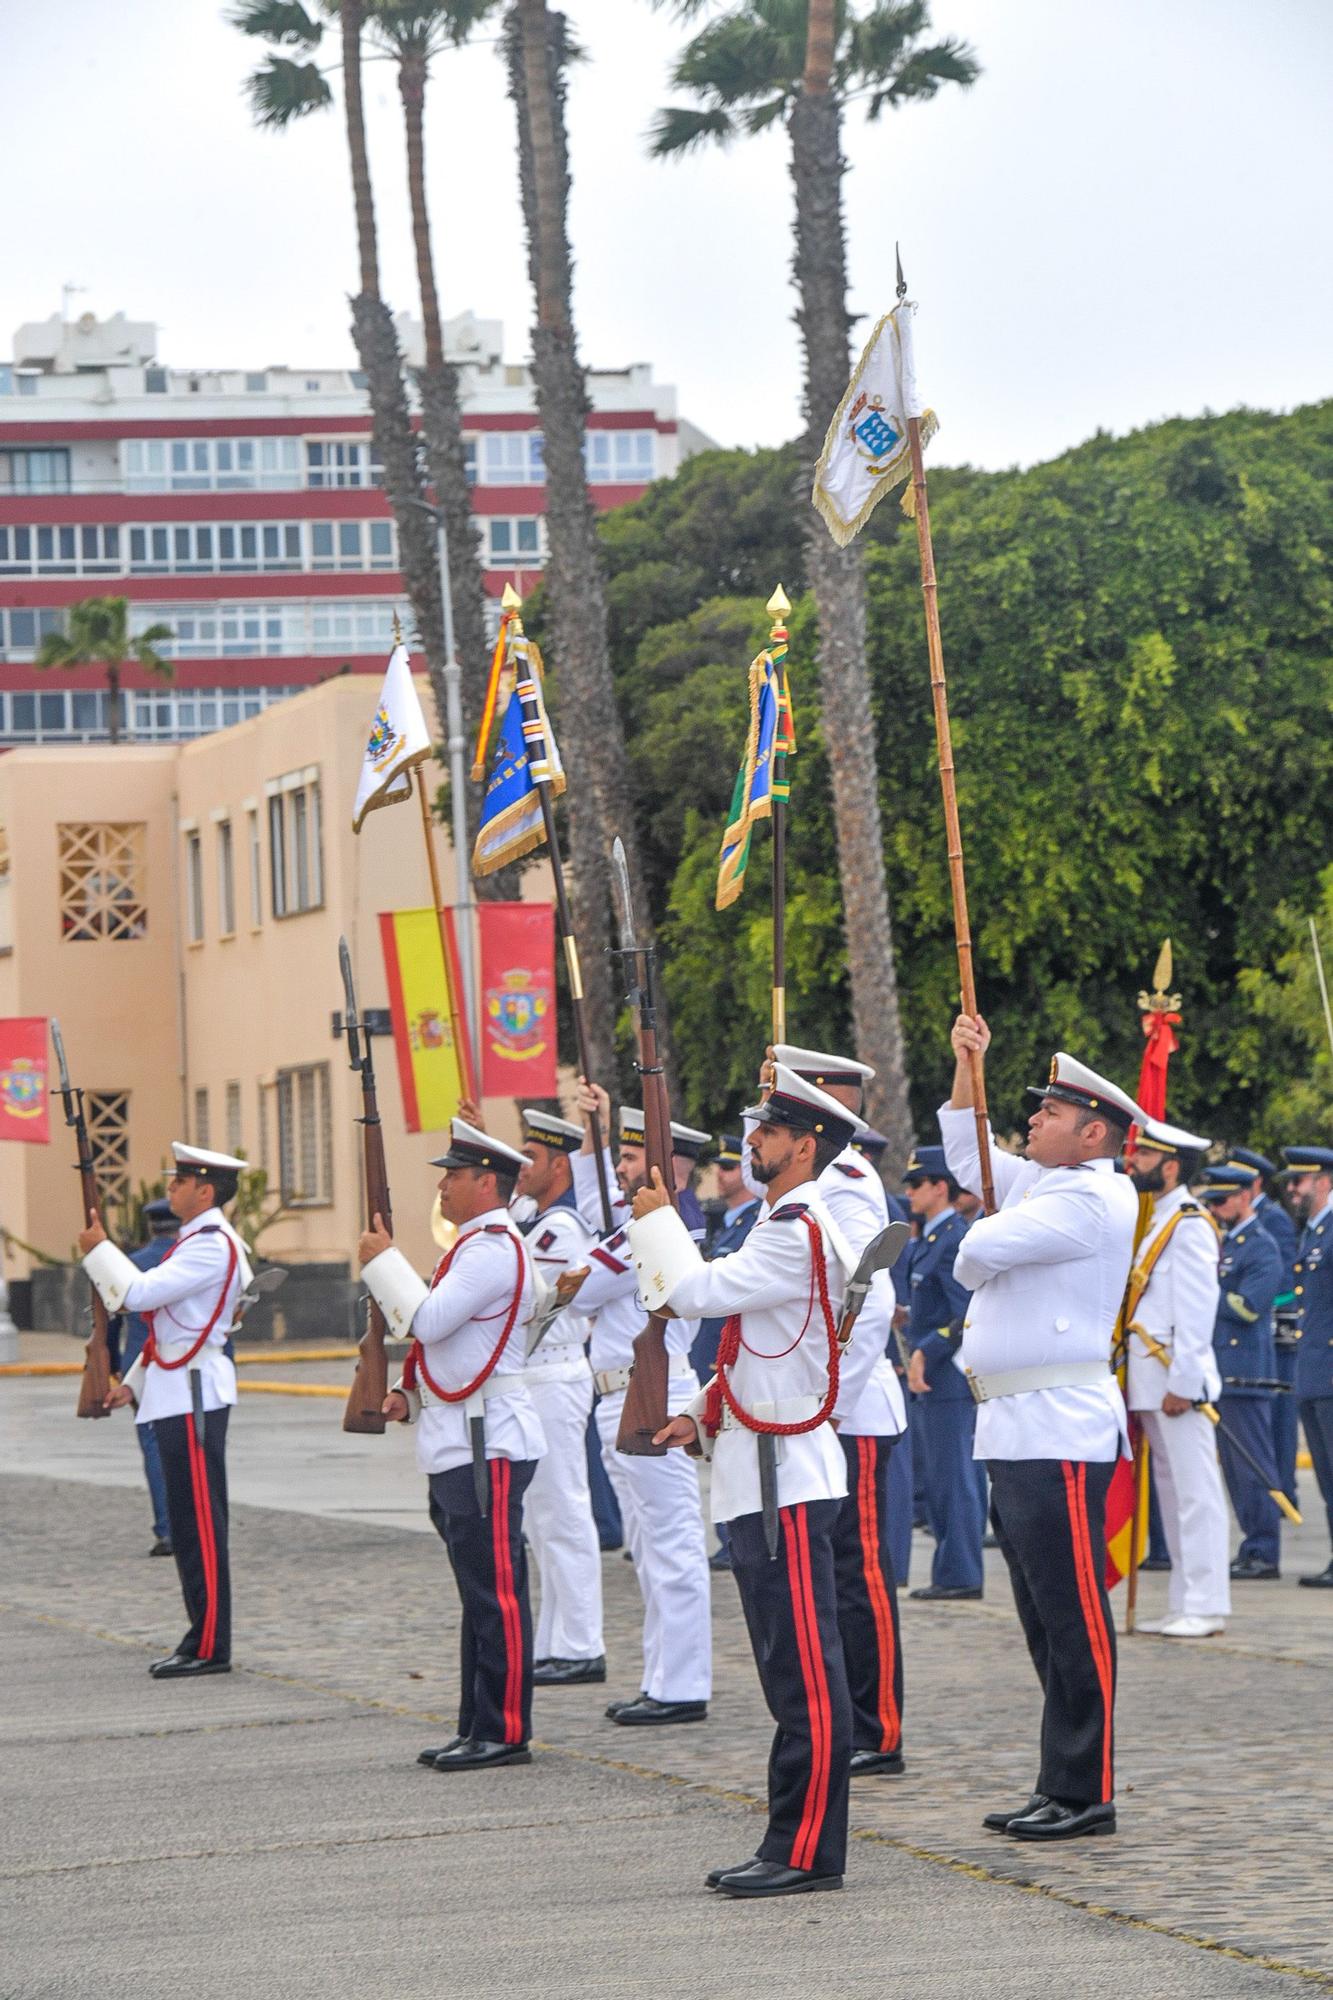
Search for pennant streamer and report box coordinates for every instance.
[715,649,793,910]
[471,634,565,877]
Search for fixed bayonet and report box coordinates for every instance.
[839,1222,911,1345]
[339,935,363,1074]
[51,1017,76,1120]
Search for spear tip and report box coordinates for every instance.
[501,582,521,610]
[766,585,792,618]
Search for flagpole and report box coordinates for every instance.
[501,585,615,1235]
[415,762,474,1103]
[767,586,791,1042]
[898,263,994,1213]
[1310,917,1333,1065]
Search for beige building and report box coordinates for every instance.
[0,675,525,1288]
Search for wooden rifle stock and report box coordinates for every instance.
[615,994,679,1458]
[339,941,392,1435]
[74,1144,113,1420]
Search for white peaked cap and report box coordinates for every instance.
[772,1043,875,1086]
[1136,1113,1212,1154]
[429,1117,528,1176]
[1027,1054,1146,1132]
[172,1142,246,1174]
[669,1121,711,1155]
[745,1063,868,1146]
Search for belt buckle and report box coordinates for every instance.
[966,1370,987,1406]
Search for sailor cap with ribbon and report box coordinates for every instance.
[669,1121,711,1160]
[171,1142,246,1175]
[1026,1054,1144,1133]
[1133,1113,1212,1157]
[520,1107,582,1154]
[619,1105,645,1146]
[430,1117,527,1177]
[745,1062,866,1153]
[772,1043,874,1090]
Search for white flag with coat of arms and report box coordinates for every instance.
[351,640,433,832]
[812,299,938,547]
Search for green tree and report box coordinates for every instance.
[1236,869,1333,1141]
[35,597,173,745]
[649,0,979,1169]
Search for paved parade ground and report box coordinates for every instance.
[3,1348,1331,2000]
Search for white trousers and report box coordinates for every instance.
[596,1380,712,1702]
[1141,1406,1232,1618]
[525,1369,605,1660]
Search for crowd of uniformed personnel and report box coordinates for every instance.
[80,1021,1333,1899]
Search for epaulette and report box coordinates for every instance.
[482,1224,512,1235]
[833,1161,865,1179]
[770,1202,810,1222]
[536,1227,557,1252]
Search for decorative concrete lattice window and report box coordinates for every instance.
[57,823,147,941]
[86,1091,131,1211]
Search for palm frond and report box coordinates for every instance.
[742,91,791,135]
[228,0,326,49]
[34,633,78,670]
[132,630,177,680]
[844,0,927,80]
[863,35,979,114]
[648,103,738,157]
[244,54,335,127]
[670,12,795,109]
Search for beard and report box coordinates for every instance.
[1129,1161,1166,1194]
[617,1168,647,1199]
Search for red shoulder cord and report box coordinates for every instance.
[403,1227,526,1404]
[702,1211,839,1439]
[141,1228,240,1371]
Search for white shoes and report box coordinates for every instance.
[1160,1614,1225,1639]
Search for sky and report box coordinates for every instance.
[4,0,1331,470]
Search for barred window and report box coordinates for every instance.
[225,1080,242,1156]
[266,770,322,918]
[58,824,148,941]
[276,1063,332,1206]
[87,1091,131,1212]
[193,1087,210,1149]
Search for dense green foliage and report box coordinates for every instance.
[573,400,1333,1147]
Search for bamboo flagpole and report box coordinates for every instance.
[767,586,792,1042]
[1309,916,1333,1065]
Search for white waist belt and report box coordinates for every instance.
[719,1394,824,1434]
[525,1349,592,1380]
[152,1337,224,1365]
[967,1361,1113,1405]
[417,1369,527,1412]
[593,1355,695,1397]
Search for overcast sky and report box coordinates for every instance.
[5,0,1330,469]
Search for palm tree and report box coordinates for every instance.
[35,597,173,745]
[650,0,979,1169]
[505,0,665,1088]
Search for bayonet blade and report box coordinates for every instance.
[844,1221,911,1314]
[610,836,636,955]
[338,936,362,1068]
[50,1017,71,1095]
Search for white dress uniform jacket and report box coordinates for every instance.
[817,1146,907,1437]
[363,1208,546,1477]
[1126,1188,1222,1409]
[569,1153,698,1377]
[631,1181,853,1524]
[83,1208,249,1425]
[524,1199,596,1377]
[939,1106,1137,1462]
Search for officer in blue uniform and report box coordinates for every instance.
[1282,1147,1333,1588]
[107,1197,180,1556]
[695,1135,762,1571]
[1224,1147,1301,1505]
[901,1148,984,1600]
[1200,1167,1284,1579]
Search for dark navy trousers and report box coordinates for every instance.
[833,1434,904,1754]
[917,1396,986,1592]
[155,1408,231,1664]
[886,1415,914,1582]
[1299,1397,1333,1553]
[428,1457,537,1746]
[1273,1344,1300,1506]
[1216,1394,1282,1568]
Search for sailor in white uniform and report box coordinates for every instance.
[632,1066,866,1899]
[80,1143,250,1679]
[1123,1115,1228,1636]
[563,1090,712,1727]
[514,1108,605,1686]
[360,1119,545,1773]
[941,1019,1141,1842]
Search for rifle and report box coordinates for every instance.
[51,1019,113,1419]
[339,937,392,1435]
[610,837,676,1457]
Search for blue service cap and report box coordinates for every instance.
[904,1145,951,1184]
[852,1126,889,1159]
[1199,1165,1253,1199]
[715,1133,745,1166]
[1281,1146,1333,1176]
[1222,1145,1276,1179]
[143,1197,176,1226]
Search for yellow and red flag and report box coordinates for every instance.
[378,908,474,1132]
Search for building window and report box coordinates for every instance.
[87,1091,131,1212]
[0,447,71,493]
[305,440,382,488]
[121,435,302,492]
[125,599,398,661]
[267,770,322,918]
[58,823,148,941]
[245,372,267,393]
[585,429,656,484]
[480,432,545,486]
[247,808,262,925]
[216,818,235,936]
[485,516,543,564]
[145,368,169,394]
[193,1086,210,1148]
[225,1080,243,1156]
[276,1063,332,1206]
[184,829,204,942]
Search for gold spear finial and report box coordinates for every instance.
[392,609,403,644]
[501,582,521,611]
[767,584,792,620]
[1138,936,1182,1014]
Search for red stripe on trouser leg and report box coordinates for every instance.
[1062,1460,1114,1804]
[856,1437,900,1752]
[782,1505,831,1872]
[490,1458,523,1744]
[186,1417,219,1661]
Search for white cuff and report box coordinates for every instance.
[82,1239,140,1314]
[627,1206,703,1313]
[685,1383,713,1462]
[362,1247,430,1339]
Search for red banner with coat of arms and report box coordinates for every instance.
[0,1018,50,1143]
[478,903,556,1099]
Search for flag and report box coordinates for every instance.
[471,632,564,877]
[478,902,557,1098]
[715,649,792,910]
[351,641,433,832]
[0,1018,50,1144]
[378,909,471,1132]
[812,300,938,547]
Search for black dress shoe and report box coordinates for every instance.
[149,1654,231,1679]
[598,1537,624,1553]
[608,1695,707,1727]
[604,1692,647,1719]
[909,1584,982,1601]
[432,1739,531,1771]
[982,1792,1048,1832]
[1007,1800,1115,1841]
[148,1539,174,1558]
[850,1748,905,1775]
[1138,1555,1171,1572]
[417,1737,467,1766]
[716,1860,843,1899]
[982,1533,1000,1550]
[708,1546,733,1572]
[1230,1556,1281,1580]
[705,1855,759,1889]
[1298,1561,1333,1589]
[533,1655,606,1687]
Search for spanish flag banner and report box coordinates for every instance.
[378,908,472,1132]
[715,648,794,911]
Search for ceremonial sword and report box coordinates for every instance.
[1129,1322,1302,1525]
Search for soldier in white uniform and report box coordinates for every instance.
[79,1143,250,1679]
[360,1119,545,1773]
[942,1018,1140,1842]
[563,1091,712,1727]
[770,1045,908,1776]
[633,1067,865,1899]
[514,1108,605,1686]
[1124,1115,1229,1637]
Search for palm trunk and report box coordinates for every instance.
[106,662,122,745]
[340,1,379,300]
[789,66,914,1170]
[507,1,665,1092]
